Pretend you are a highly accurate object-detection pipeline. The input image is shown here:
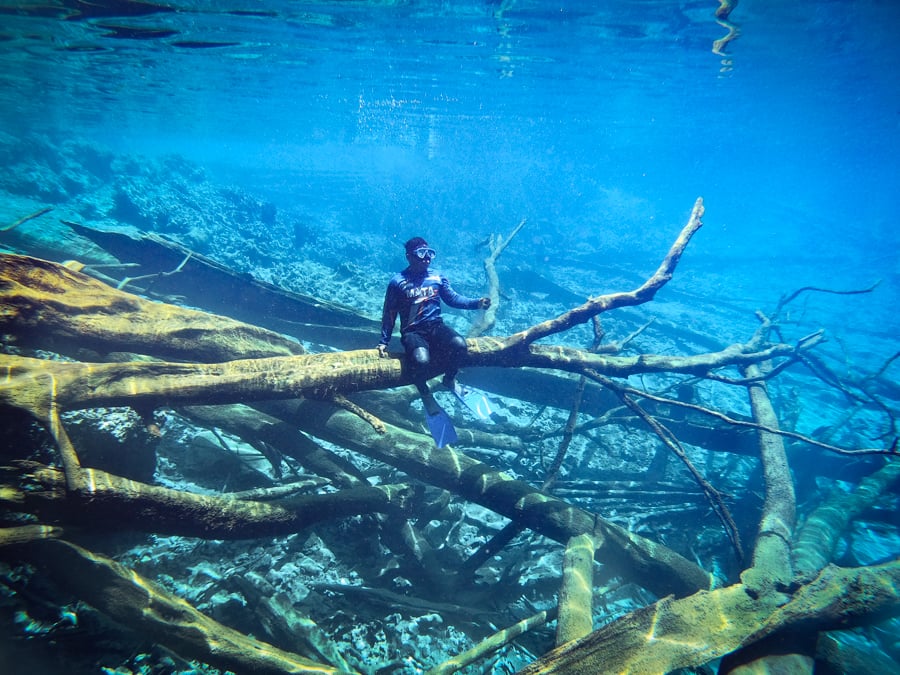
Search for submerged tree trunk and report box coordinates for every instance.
[3,198,896,673]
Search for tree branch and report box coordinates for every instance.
[501,197,703,347]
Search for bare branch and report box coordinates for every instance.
[501,197,704,347]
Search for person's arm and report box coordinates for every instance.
[378,282,399,355]
[439,275,490,310]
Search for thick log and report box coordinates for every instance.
[12,538,353,675]
[719,363,801,674]
[740,363,796,593]
[0,342,802,422]
[0,253,303,361]
[517,561,900,674]
[0,356,714,598]
[181,404,369,488]
[265,398,714,599]
[793,458,900,579]
[63,221,380,349]
[1,461,417,539]
[556,534,595,645]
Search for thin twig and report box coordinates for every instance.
[774,281,880,319]
[583,368,897,457]
[1,207,52,232]
[616,389,744,562]
[117,252,193,291]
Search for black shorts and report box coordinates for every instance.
[400,320,463,357]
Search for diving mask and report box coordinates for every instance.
[413,246,436,260]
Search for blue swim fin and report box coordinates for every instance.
[449,381,496,423]
[426,409,458,448]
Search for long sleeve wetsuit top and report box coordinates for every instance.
[380,267,481,346]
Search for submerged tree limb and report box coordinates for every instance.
[12,538,354,675]
[0,339,812,423]
[607,383,744,562]
[426,609,551,675]
[6,198,892,673]
[264,398,715,598]
[774,281,881,318]
[502,197,704,347]
[0,253,305,362]
[469,217,526,338]
[792,458,900,579]
[555,534,595,645]
[0,206,52,232]
[740,363,796,590]
[517,561,900,674]
[584,368,895,457]
[1,461,418,539]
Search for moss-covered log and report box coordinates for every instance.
[517,561,900,674]
[0,340,806,422]
[6,199,890,674]
[12,538,354,675]
[263,398,714,598]
[63,220,379,350]
[1,461,417,539]
[555,534,595,645]
[0,253,304,361]
[739,363,796,593]
[792,458,900,579]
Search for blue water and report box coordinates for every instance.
[2,1,900,672]
[4,1,898,345]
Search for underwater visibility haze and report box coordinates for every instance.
[1,1,900,673]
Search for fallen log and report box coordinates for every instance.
[0,253,304,362]
[63,221,379,349]
[1,461,418,539]
[11,537,354,675]
[517,561,900,674]
[263,398,714,598]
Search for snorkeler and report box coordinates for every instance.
[377,237,490,445]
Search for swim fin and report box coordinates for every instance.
[425,408,458,448]
[449,381,496,423]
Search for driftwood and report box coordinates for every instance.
[3,197,898,672]
[9,537,352,675]
[517,561,900,674]
[0,253,304,362]
[516,325,899,674]
[555,534,595,645]
[469,216,526,338]
[792,457,900,579]
[1,460,418,539]
[63,220,379,349]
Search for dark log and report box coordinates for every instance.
[63,221,379,349]
[1,461,418,539]
[11,538,352,675]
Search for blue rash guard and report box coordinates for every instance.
[380,266,481,346]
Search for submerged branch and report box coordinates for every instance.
[1,461,418,539]
[12,538,351,675]
[501,197,704,347]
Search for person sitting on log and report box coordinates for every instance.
[377,236,490,418]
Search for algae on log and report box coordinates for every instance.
[517,562,900,675]
[7,198,891,672]
[63,220,380,350]
[267,398,714,599]
[10,538,354,675]
[792,458,900,580]
[0,253,304,362]
[1,461,418,539]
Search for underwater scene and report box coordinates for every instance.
[1,1,899,673]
